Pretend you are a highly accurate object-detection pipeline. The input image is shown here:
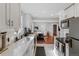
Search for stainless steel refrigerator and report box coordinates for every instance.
[69,17,79,56]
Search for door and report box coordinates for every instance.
[53,24,57,36]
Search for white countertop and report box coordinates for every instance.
[0,34,35,56]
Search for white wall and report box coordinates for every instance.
[33,18,59,36]
[33,21,58,36]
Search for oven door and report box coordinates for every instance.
[55,41,59,50]
[61,43,66,56]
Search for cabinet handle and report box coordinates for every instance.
[11,21,13,26]
[8,20,13,27]
[8,19,10,26]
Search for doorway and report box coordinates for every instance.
[53,24,57,36]
[52,24,57,44]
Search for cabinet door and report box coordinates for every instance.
[10,3,21,32]
[64,5,75,19]
[0,4,6,30]
[75,3,79,17]
[6,3,11,27]
[69,5,75,18]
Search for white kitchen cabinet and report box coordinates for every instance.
[0,36,35,56]
[6,3,10,27]
[64,3,79,18]
[0,4,7,31]
[64,4,75,19]
[10,3,21,32]
[0,3,21,32]
[75,3,79,17]
[6,3,21,32]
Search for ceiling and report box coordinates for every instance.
[21,3,72,19]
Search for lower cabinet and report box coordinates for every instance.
[0,36,35,56]
[23,39,34,56]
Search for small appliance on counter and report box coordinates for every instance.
[0,32,7,51]
[23,27,32,36]
[14,32,20,42]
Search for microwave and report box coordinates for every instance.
[61,19,69,29]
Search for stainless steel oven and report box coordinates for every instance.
[56,37,66,56]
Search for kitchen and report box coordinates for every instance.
[0,3,79,56]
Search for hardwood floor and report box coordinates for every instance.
[44,36,54,44]
[37,36,54,44]
[37,40,45,44]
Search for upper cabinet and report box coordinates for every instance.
[0,4,6,29]
[0,4,7,31]
[75,4,79,17]
[10,3,21,32]
[64,3,79,19]
[0,3,21,32]
[64,4,75,19]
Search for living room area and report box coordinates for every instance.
[33,20,59,45]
